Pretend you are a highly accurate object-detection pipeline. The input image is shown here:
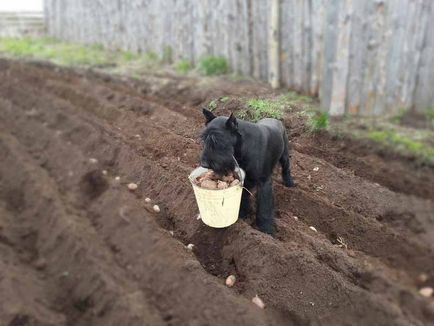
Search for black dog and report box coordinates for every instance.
[200,108,295,234]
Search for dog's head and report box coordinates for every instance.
[200,108,239,175]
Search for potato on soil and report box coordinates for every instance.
[252,295,265,309]
[225,275,236,287]
[420,287,433,298]
[127,183,138,191]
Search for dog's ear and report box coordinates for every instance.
[202,108,216,124]
[226,113,238,131]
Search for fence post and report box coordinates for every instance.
[269,0,280,89]
[328,0,353,116]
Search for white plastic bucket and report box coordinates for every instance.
[189,167,245,228]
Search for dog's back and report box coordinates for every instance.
[257,118,286,135]
[256,118,287,155]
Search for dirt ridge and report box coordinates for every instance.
[1,59,433,325]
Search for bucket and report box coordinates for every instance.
[189,166,245,228]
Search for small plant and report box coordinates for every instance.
[239,98,285,122]
[143,51,158,62]
[206,96,229,111]
[247,98,281,119]
[175,59,192,74]
[120,51,137,62]
[208,99,218,111]
[238,94,301,122]
[198,55,228,76]
[306,111,329,131]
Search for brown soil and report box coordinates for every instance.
[1,59,434,326]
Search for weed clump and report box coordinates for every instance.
[198,55,228,76]
[175,59,192,74]
[306,111,329,132]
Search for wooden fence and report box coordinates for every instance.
[0,11,45,38]
[44,0,434,116]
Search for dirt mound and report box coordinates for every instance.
[0,59,433,325]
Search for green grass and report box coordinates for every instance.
[246,98,283,120]
[0,37,159,68]
[0,36,49,56]
[208,96,229,112]
[142,51,159,62]
[208,99,218,111]
[367,129,434,165]
[175,59,192,74]
[306,111,329,132]
[238,93,312,122]
[284,91,315,104]
[0,37,115,66]
[207,96,229,111]
[239,97,287,122]
[120,50,139,63]
[198,55,228,76]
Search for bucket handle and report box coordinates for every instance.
[232,156,254,197]
[232,155,241,178]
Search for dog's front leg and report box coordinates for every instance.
[239,178,253,219]
[239,189,250,219]
[256,178,275,234]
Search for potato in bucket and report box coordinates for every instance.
[189,167,245,228]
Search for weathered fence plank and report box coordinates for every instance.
[0,11,45,37]
[268,0,280,88]
[44,0,434,116]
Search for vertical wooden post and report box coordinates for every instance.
[269,0,280,89]
[329,0,352,116]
